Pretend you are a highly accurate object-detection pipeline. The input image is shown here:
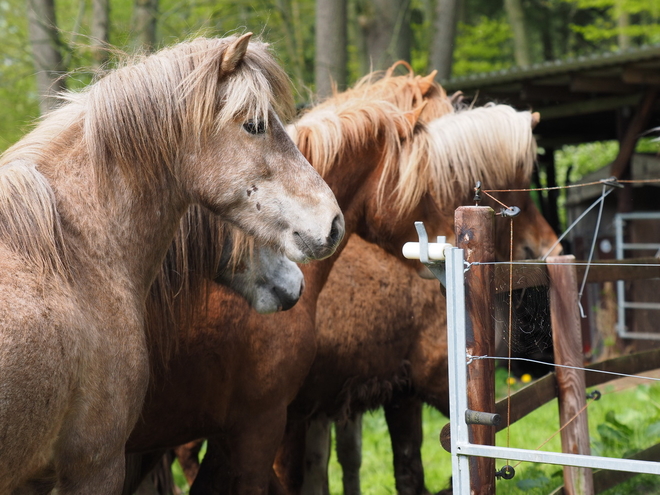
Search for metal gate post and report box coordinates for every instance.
[446,246,471,494]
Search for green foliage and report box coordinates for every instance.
[561,0,660,48]
[452,16,515,77]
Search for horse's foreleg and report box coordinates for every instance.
[335,414,362,495]
[384,394,429,495]
[300,415,331,495]
[192,409,287,495]
[189,437,231,495]
[273,417,307,494]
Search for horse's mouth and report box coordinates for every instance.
[293,231,335,261]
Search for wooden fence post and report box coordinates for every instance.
[547,255,594,495]
[455,206,496,494]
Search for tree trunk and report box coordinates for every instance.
[91,0,110,67]
[26,0,67,114]
[134,0,158,51]
[616,0,630,50]
[504,0,531,67]
[276,0,305,90]
[429,0,459,80]
[315,0,347,98]
[356,0,412,71]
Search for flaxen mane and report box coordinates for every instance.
[425,104,537,208]
[291,69,449,212]
[1,36,294,194]
[330,61,454,121]
[0,161,68,278]
[291,80,535,218]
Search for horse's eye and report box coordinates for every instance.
[243,120,266,135]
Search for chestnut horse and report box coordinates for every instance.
[0,34,342,494]
[122,69,458,494]
[279,105,564,495]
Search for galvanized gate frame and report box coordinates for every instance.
[406,222,660,495]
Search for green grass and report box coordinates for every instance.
[325,374,660,495]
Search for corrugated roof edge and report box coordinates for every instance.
[441,44,660,91]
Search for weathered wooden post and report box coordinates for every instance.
[547,255,594,495]
[455,206,496,494]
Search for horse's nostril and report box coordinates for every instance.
[272,285,298,311]
[328,214,344,247]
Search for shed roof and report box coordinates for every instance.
[441,44,660,148]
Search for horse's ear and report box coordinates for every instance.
[531,111,541,129]
[418,70,437,95]
[403,101,428,131]
[221,32,253,73]
[386,60,413,77]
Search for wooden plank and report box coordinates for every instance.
[622,68,660,85]
[535,93,642,120]
[547,255,594,495]
[610,88,659,179]
[570,76,633,93]
[496,373,558,429]
[576,257,660,284]
[494,258,660,293]
[456,206,496,495]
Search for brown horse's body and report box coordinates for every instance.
[0,35,342,494]
[274,106,564,495]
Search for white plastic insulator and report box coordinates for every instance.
[402,242,451,261]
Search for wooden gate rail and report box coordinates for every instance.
[494,347,660,430]
[494,257,660,293]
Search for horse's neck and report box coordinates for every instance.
[43,154,186,298]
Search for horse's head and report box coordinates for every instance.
[214,231,304,314]
[478,110,562,261]
[418,104,562,262]
[84,34,343,264]
[291,71,456,263]
[179,34,344,263]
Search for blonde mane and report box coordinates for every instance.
[331,62,455,121]
[423,104,537,209]
[0,161,68,278]
[291,71,536,218]
[1,36,294,192]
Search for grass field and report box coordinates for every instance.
[325,372,660,495]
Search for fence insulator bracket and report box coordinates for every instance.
[465,409,502,427]
[473,180,482,204]
[495,465,516,480]
[499,205,521,218]
[402,222,453,287]
[600,176,624,188]
[587,390,601,401]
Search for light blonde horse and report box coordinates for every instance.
[0,34,342,494]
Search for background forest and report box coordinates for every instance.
[1,0,660,174]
